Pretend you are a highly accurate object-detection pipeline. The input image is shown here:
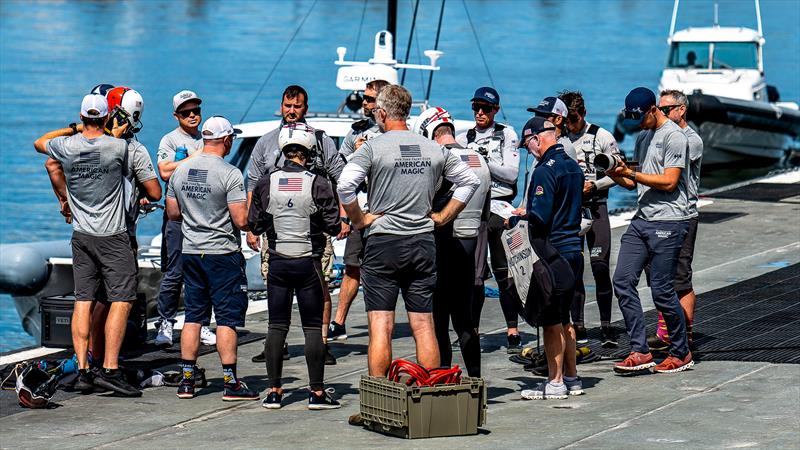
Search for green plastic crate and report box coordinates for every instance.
[359,375,487,439]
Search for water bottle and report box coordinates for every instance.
[175,145,188,161]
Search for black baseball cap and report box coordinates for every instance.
[518,117,556,147]
[471,86,500,105]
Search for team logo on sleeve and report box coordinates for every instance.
[460,154,482,168]
[278,178,303,192]
[395,144,431,175]
[535,185,544,196]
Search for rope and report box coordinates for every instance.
[387,359,462,386]
[424,0,447,102]
[352,0,368,59]
[238,0,318,123]
[400,0,421,85]
[461,0,507,122]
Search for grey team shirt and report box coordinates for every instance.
[168,154,247,254]
[338,130,481,236]
[683,126,703,218]
[157,127,203,197]
[125,139,158,235]
[246,123,344,192]
[634,120,690,221]
[339,119,382,160]
[47,134,128,236]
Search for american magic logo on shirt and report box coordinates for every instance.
[394,145,431,175]
[182,168,211,199]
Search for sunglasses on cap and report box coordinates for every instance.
[658,104,682,114]
[362,95,376,103]
[472,103,495,113]
[177,107,202,118]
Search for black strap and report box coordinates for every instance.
[586,124,599,135]
[466,128,476,144]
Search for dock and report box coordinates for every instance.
[1,172,799,449]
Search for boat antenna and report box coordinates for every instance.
[400,0,421,85]
[387,0,398,56]
[462,0,507,122]
[238,0,318,123]
[352,0,368,58]
[669,0,680,37]
[755,0,763,36]
[424,0,447,103]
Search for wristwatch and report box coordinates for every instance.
[341,217,351,225]
[69,123,78,134]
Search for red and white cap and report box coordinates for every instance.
[413,106,454,139]
[201,116,241,140]
[173,90,202,112]
[80,94,108,119]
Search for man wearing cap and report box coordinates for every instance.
[34,94,142,397]
[606,87,693,374]
[338,85,481,378]
[511,117,584,400]
[456,86,524,352]
[167,116,257,401]
[246,85,345,365]
[154,90,216,348]
[528,97,578,162]
[559,91,622,347]
[329,79,391,342]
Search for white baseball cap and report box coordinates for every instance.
[80,94,109,118]
[173,90,202,112]
[201,116,242,140]
[527,96,569,118]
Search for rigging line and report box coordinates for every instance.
[413,11,425,94]
[238,0,318,124]
[352,0,368,59]
[424,0,446,103]
[399,0,421,85]
[461,0,506,122]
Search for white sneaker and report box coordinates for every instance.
[200,326,217,346]
[155,321,173,347]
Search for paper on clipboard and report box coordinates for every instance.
[490,200,516,219]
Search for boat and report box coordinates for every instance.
[614,0,800,167]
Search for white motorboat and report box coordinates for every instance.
[615,0,800,167]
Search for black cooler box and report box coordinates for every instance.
[40,293,147,348]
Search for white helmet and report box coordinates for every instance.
[278,123,317,153]
[413,106,455,139]
[106,86,144,132]
[119,89,144,125]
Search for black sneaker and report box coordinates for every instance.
[324,344,337,365]
[74,369,96,393]
[94,369,142,397]
[176,379,195,399]
[262,391,282,409]
[222,381,260,402]
[252,343,290,362]
[328,321,347,341]
[600,326,619,348]
[308,388,341,410]
[574,324,588,344]
[507,334,522,354]
[647,335,670,352]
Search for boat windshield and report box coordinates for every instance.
[668,42,758,70]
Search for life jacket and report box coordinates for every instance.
[449,146,491,239]
[466,123,516,201]
[266,169,317,258]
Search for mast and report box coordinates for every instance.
[387,0,397,56]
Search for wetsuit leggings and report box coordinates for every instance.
[487,213,521,329]
[433,231,481,377]
[265,255,325,391]
[571,203,613,324]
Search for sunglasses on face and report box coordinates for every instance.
[363,95,376,103]
[658,104,682,114]
[472,103,495,114]
[177,107,201,118]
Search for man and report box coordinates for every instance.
[511,117,584,400]
[34,94,142,397]
[167,116,257,401]
[155,90,216,348]
[607,87,693,374]
[248,123,343,410]
[337,85,480,377]
[414,106,491,377]
[648,90,703,351]
[455,87,523,352]
[528,97,578,161]
[559,91,622,347]
[246,85,345,365]
[329,79,390,341]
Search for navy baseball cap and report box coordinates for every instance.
[471,87,500,105]
[622,87,657,127]
[527,96,569,118]
[518,117,556,148]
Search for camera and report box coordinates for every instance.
[594,153,637,172]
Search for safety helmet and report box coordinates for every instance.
[106,86,144,133]
[413,106,455,139]
[14,364,58,409]
[278,122,317,154]
[90,83,115,97]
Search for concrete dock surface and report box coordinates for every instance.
[1,175,799,449]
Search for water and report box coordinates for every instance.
[1,0,798,351]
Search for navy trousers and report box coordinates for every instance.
[613,218,690,358]
[157,218,184,323]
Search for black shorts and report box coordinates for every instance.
[72,231,137,302]
[538,250,581,327]
[674,216,699,293]
[343,228,366,267]
[361,233,436,313]
[182,252,248,328]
